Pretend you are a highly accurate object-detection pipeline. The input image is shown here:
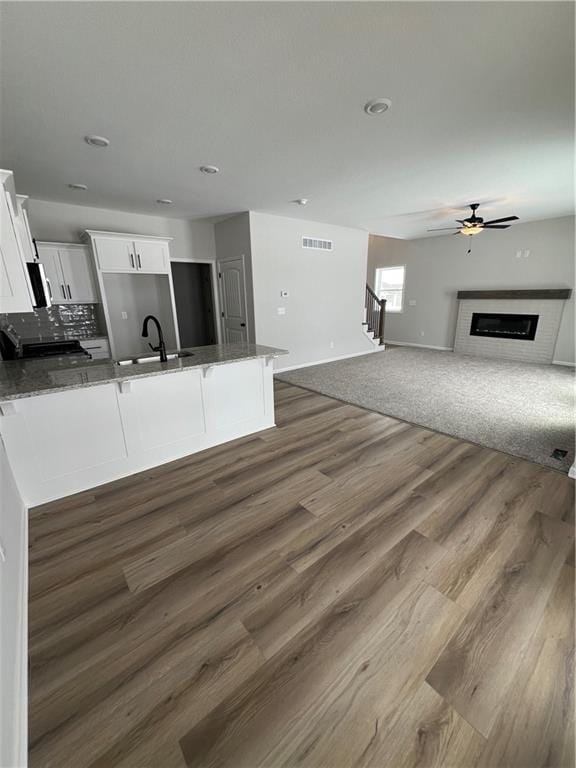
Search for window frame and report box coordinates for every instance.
[374,265,406,314]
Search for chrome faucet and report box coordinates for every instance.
[141,315,167,362]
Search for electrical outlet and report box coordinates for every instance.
[409,299,417,306]
[329,341,335,349]
[121,311,128,320]
[420,330,425,337]
[277,307,286,315]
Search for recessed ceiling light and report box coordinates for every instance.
[364,98,392,116]
[293,198,309,206]
[84,134,110,148]
[156,198,173,205]
[68,183,88,191]
[199,165,219,174]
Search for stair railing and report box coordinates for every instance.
[365,284,386,345]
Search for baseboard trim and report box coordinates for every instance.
[275,347,382,373]
[383,339,453,352]
[552,360,576,367]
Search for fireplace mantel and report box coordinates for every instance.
[457,289,572,300]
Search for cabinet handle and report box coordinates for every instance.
[61,284,66,299]
[67,284,72,299]
[137,254,142,269]
[46,279,52,299]
[130,253,135,268]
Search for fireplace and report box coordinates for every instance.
[470,312,539,341]
[455,290,571,363]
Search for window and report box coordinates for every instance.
[375,266,405,312]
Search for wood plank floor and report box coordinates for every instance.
[28,381,575,768]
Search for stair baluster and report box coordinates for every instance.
[365,284,386,345]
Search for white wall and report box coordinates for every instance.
[249,211,373,369]
[102,273,178,359]
[27,199,217,263]
[0,439,27,768]
[368,216,575,364]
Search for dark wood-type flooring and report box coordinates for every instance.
[29,381,575,767]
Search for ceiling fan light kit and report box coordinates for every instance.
[428,203,519,240]
[460,224,484,236]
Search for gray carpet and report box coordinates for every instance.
[277,346,576,473]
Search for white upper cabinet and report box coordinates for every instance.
[0,170,34,314]
[87,232,171,274]
[58,247,99,302]
[92,236,136,272]
[133,239,169,273]
[35,246,64,302]
[36,243,99,303]
[14,195,36,263]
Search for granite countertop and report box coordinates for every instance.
[0,343,288,402]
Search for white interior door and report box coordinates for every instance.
[217,257,248,343]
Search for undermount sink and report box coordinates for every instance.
[116,351,194,366]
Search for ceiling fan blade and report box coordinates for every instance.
[483,224,511,229]
[482,216,519,225]
[427,227,460,231]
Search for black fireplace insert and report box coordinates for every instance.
[470,312,539,340]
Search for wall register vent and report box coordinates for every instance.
[302,237,333,251]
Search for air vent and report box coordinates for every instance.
[302,237,333,251]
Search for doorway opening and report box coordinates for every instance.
[171,262,217,347]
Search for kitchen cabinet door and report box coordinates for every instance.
[94,237,136,272]
[58,247,99,302]
[0,180,34,313]
[14,196,36,263]
[133,239,169,273]
[36,246,67,302]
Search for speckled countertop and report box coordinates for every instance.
[0,343,288,402]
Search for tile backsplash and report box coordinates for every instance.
[0,304,106,341]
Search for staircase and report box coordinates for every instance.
[363,284,386,346]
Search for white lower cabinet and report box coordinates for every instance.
[11,385,128,483]
[203,359,265,431]
[121,369,206,452]
[0,357,275,506]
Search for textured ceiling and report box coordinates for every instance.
[1,1,573,238]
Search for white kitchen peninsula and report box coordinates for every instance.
[0,343,286,506]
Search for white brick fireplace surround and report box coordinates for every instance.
[454,289,572,364]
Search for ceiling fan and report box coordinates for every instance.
[427,203,519,237]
